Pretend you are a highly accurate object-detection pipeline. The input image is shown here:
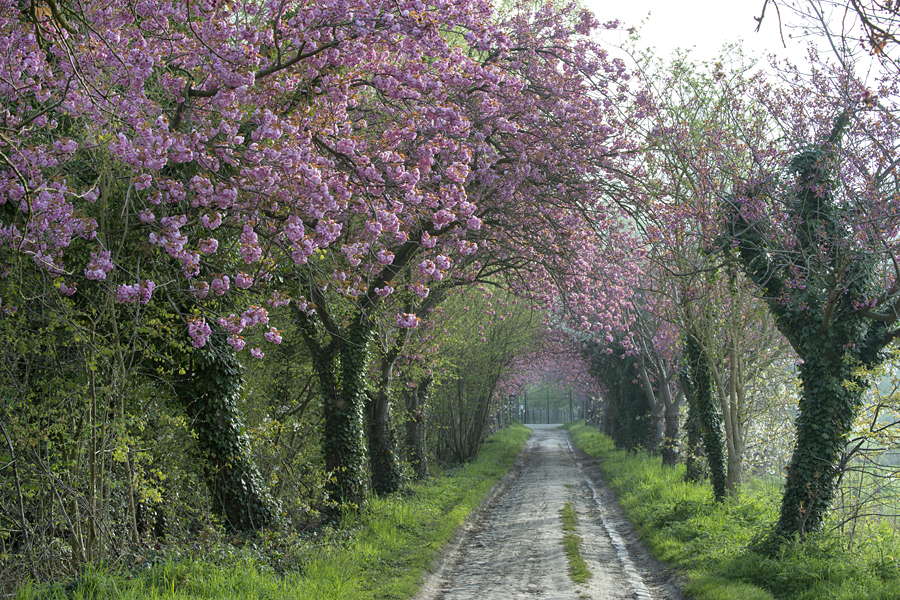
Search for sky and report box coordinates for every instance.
[581,0,818,66]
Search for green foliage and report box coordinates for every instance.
[569,423,900,600]
[582,342,652,451]
[429,289,539,465]
[12,424,530,600]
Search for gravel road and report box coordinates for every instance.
[415,424,685,600]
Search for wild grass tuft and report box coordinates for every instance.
[559,502,591,585]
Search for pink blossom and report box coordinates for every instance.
[188,318,212,348]
[268,291,290,308]
[433,209,454,229]
[264,327,282,344]
[212,276,230,295]
[201,212,222,229]
[84,251,113,281]
[375,285,394,298]
[199,238,218,253]
[115,280,155,304]
[227,335,246,352]
[250,347,265,359]
[59,282,76,296]
[235,272,253,289]
[397,313,420,328]
[409,283,429,298]
[191,281,210,298]
[242,305,269,327]
[241,224,263,263]
[434,254,451,271]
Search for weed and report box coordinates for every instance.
[559,502,590,585]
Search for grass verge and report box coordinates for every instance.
[559,502,590,585]
[568,422,900,600]
[18,424,531,600]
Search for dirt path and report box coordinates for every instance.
[415,425,685,600]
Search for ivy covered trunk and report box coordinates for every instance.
[405,378,430,481]
[682,333,727,501]
[778,348,863,537]
[323,319,372,511]
[175,342,275,531]
[367,331,412,495]
[682,398,703,483]
[728,110,900,542]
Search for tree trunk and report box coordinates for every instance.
[683,394,703,483]
[723,352,746,493]
[326,319,372,511]
[637,359,663,452]
[368,383,402,495]
[683,333,727,501]
[661,387,683,468]
[776,350,862,539]
[405,378,430,480]
[368,330,413,495]
[175,341,275,531]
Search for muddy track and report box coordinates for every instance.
[415,425,686,600]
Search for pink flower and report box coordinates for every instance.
[268,291,290,308]
[264,327,282,344]
[84,251,114,281]
[240,225,262,263]
[227,335,246,351]
[212,275,230,295]
[433,209,454,229]
[201,212,222,229]
[409,283,429,298]
[188,318,212,348]
[219,314,246,334]
[397,313,420,328]
[235,272,253,289]
[199,238,218,253]
[60,282,76,296]
[434,254,451,270]
[375,285,394,298]
[191,281,210,298]
[250,347,265,359]
[242,305,269,327]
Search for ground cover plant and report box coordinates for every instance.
[12,424,528,600]
[568,423,900,600]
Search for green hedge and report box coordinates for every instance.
[19,424,531,600]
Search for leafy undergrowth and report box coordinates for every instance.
[18,424,531,600]
[568,422,900,600]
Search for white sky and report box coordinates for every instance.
[582,0,817,66]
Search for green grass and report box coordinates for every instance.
[559,502,590,585]
[568,423,900,600]
[17,424,531,600]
